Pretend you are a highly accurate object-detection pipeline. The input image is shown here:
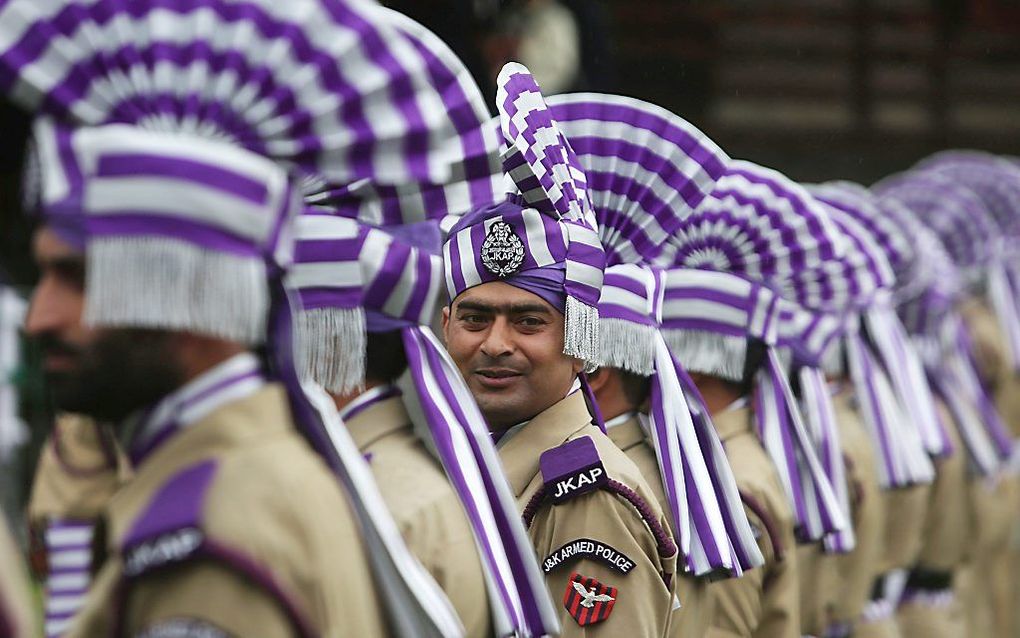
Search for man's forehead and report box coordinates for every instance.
[454,282,557,312]
[34,225,83,263]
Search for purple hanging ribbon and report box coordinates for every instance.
[754,349,846,542]
[401,327,559,636]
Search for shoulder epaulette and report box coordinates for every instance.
[121,459,218,577]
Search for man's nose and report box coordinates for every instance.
[24,278,69,337]
[480,317,514,358]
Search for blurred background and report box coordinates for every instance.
[389,0,1020,181]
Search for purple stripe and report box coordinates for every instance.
[295,286,362,311]
[663,319,748,338]
[97,153,270,204]
[342,386,402,422]
[87,214,262,256]
[293,235,365,264]
[123,459,218,549]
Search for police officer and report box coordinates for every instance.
[444,63,680,636]
[2,0,484,634]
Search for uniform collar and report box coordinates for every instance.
[343,388,411,452]
[497,391,595,498]
[604,412,645,452]
[127,353,266,466]
[712,404,754,443]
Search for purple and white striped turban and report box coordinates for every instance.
[597,264,764,577]
[288,213,558,636]
[661,268,847,543]
[444,63,605,367]
[668,159,847,311]
[915,151,1020,240]
[876,173,1020,371]
[544,93,731,268]
[302,9,504,226]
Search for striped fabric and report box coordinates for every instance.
[444,63,605,367]
[597,264,764,577]
[66,124,293,343]
[668,159,846,311]
[41,520,93,638]
[288,213,559,636]
[916,152,1020,240]
[0,0,460,186]
[774,299,847,371]
[875,174,999,283]
[662,268,847,543]
[545,93,730,268]
[303,9,503,226]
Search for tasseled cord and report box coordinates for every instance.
[564,295,600,372]
[294,307,367,395]
[84,237,268,344]
[662,329,747,384]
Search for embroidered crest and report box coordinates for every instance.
[480,220,525,277]
[563,572,618,626]
[543,538,635,574]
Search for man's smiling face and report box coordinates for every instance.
[443,281,583,431]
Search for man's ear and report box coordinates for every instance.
[584,367,610,393]
[441,305,451,344]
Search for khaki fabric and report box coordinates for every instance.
[28,413,129,523]
[797,543,838,637]
[0,513,38,638]
[499,392,679,637]
[607,415,710,638]
[878,484,930,573]
[914,399,970,572]
[961,299,1020,638]
[703,407,799,638]
[68,384,388,637]
[346,394,491,638]
[855,618,902,638]
[830,391,885,628]
[896,596,967,638]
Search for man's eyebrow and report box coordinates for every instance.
[38,255,85,272]
[455,300,552,315]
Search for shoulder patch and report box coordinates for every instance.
[543,538,636,574]
[135,618,228,638]
[121,459,218,577]
[563,572,618,626]
[540,436,608,504]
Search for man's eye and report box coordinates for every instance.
[460,314,488,325]
[518,317,544,328]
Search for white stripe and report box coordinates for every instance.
[456,228,482,289]
[663,298,749,330]
[286,261,363,291]
[45,593,87,614]
[48,549,91,569]
[522,209,556,266]
[46,525,93,547]
[295,214,360,241]
[46,572,90,592]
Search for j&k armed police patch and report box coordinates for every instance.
[543,538,635,574]
[563,572,617,626]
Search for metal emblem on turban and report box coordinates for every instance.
[481,220,525,277]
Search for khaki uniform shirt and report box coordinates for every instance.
[607,414,710,638]
[704,407,799,638]
[914,399,970,572]
[499,392,679,637]
[28,413,129,524]
[346,393,491,637]
[960,299,1020,436]
[0,513,37,638]
[69,384,389,637]
[829,391,885,626]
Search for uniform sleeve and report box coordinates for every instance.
[402,498,492,638]
[122,562,296,638]
[707,502,799,638]
[528,487,676,637]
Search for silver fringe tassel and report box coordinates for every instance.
[84,237,267,344]
[662,329,746,383]
[295,306,367,395]
[598,318,657,376]
[564,295,600,372]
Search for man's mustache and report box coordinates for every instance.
[35,333,84,358]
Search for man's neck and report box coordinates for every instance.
[689,373,744,416]
[330,379,384,414]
